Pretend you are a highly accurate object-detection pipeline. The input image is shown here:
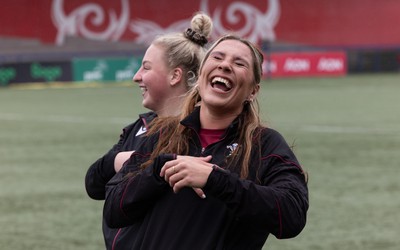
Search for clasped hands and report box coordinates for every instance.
[160,155,214,198]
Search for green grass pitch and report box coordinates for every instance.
[0,73,399,250]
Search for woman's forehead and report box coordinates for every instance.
[212,39,253,59]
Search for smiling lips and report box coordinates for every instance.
[139,86,147,96]
[211,76,232,92]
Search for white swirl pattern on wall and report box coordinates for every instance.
[51,0,280,45]
[200,0,280,42]
[129,19,191,45]
[51,0,130,45]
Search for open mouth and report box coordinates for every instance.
[211,76,232,92]
[139,86,147,96]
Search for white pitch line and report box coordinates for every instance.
[301,125,399,135]
[271,123,400,135]
[0,113,132,125]
[2,113,399,135]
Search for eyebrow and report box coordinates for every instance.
[142,60,151,65]
[210,51,223,57]
[211,51,250,64]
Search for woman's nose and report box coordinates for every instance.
[132,70,141,83]
[218,60,232,72]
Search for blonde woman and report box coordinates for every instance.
[85,13,213,250]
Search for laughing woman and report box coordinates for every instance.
[104,35,309,250]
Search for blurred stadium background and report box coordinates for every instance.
[1,0,400,85]
[1,0,399,249]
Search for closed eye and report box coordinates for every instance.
[234,60,249,68]
[212,55,223,61]
[142,62,151,70]
[210,51,224,61]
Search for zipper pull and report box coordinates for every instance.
[201,147,205,154]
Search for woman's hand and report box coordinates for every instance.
[160,155,213,195]
[114,151,135,172]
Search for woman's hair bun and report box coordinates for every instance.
[184,12,213,46]
[184,28,208,46]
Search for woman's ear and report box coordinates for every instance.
[247,84,260,102]
[170,68,183,86]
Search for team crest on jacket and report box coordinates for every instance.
[226,143,238,156]
[135,126,147,136]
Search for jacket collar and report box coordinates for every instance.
[180,106,240,137]
[139,111,158,129]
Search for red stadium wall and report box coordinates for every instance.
[277,0,400,47]
[2,0,400,83]
[265,52,347,78]
[1,0,400,47]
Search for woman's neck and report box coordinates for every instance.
[156,95,185,117]
[199,105,240,129]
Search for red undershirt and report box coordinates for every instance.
[199,128,226,148]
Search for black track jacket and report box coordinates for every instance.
[104,107,309,250]
[84,111,157,250]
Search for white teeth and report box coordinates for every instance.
[212,77,232,88]
[140,86,147,93]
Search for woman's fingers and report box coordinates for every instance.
[192,187,206,199]
[160,155,214,193]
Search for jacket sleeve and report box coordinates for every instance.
[203,129,308,239]
[103,154,175,228]
[84,125,132,200]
